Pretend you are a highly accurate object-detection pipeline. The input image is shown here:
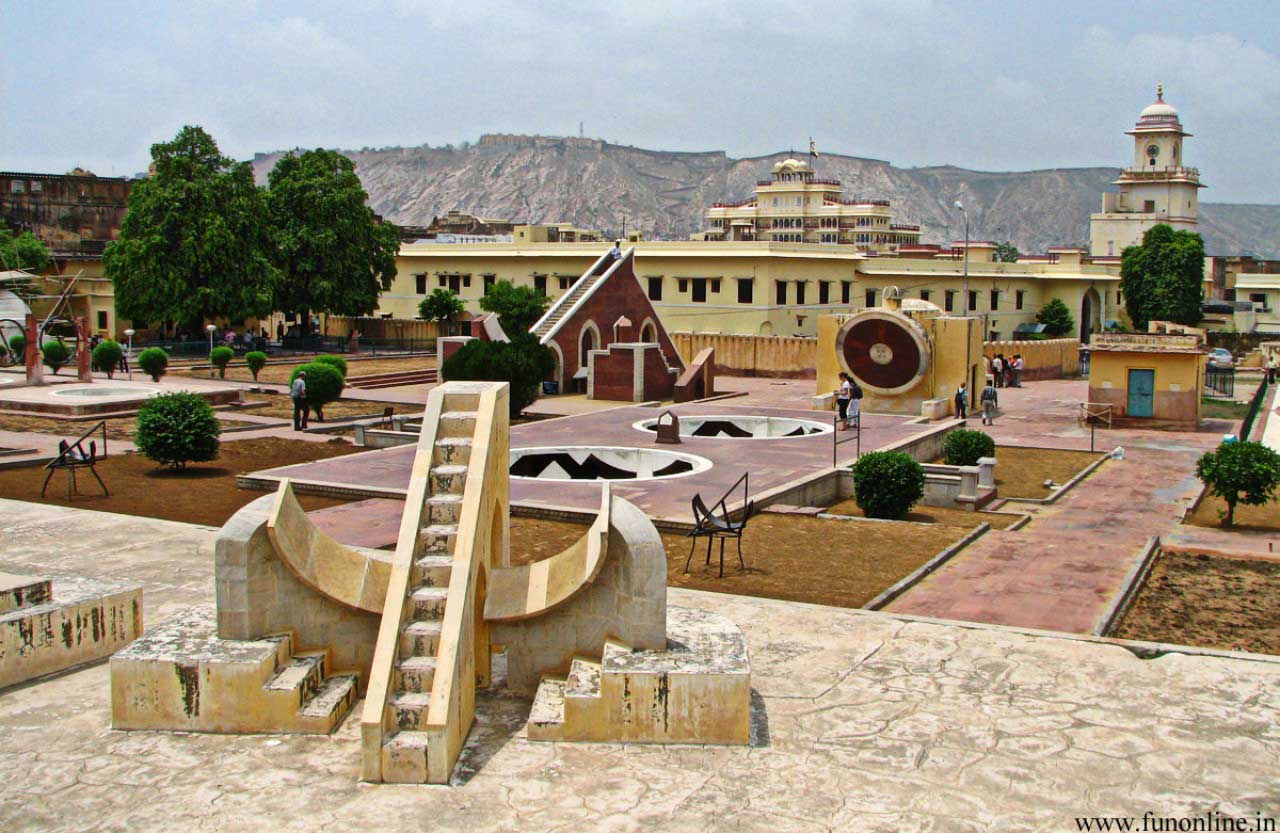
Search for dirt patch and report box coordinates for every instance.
[187,355,435,385]
[510,513,970,609]
[821,499,1022,529]
[987,445,1102,500]
[1186,493,1280,532]
[241,394,414,422]
[0,437,358,527]
[1113,550,1280,655]
[0,412,138,441]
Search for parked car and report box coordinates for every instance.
[1208,348,1235,369]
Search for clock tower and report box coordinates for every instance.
[1089,85,1205,257]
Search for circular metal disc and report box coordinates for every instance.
[836,311,929,395]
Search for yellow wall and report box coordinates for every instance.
[1088,350,1203,426]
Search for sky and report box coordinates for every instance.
[3,0,1278,203]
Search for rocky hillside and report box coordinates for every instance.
[252,135,1280,258]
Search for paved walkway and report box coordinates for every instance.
[2,500,1278,832]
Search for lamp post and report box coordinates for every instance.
[123,328,135,381]
[206,324,217,378]
[955,200,972,412]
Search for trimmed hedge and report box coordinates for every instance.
[313,354,348,378]
[852,451,926,520]
[135,391,221,469]
[209,345,235,377]
[942,429,996,467]
[137,347,169,382]
[41,339,69,373]
[289,362,345,420]
[245,350,268,381]
[441,332,554,417]
[92,340,124,377]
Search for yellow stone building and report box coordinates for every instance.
[702,158,921,251]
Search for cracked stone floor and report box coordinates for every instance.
[2,498,1279,832]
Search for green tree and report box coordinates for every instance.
[265,149,399,325]
[479,280,550,335]
[104,125,279,331]
[993,241,1020,263]
[289,362,345,421]
[245,351,268,381]
[441,332,554,417]
[852,451,926,520]
[0,224,52,300]
[419,288,465,328]
[313,353,348,378]
[1196,441,1280,528]
[92,339,124,378]
[1120,223,1205,330]
[209,345,234,378]
[135,391,221,470]
[1036,298,1075,338]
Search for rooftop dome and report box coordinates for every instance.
[771,158,810,174]
[1135,84,1182,128]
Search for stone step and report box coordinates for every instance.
[437,411,477,439]
[410,585,449,619]
[390,691,432,730]
[412,554,453,587]
[396,655,438,693]
[263,652,326,706]
[426,494,463,525]
[565,656,602,699]
[429,464,469,494]
[440,390,483,412]
[527,677,567,740]
[295,673,358,733]
[399,619,443,656]
[418,524,457,556]
[0,572,52,615]
[381,730,431,783]
[433,437,471,466]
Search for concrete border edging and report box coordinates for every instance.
[863,522,992,611]
[1092,536,1162,637]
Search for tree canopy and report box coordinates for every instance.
[266,148,399,319]
[419,288,465,323]
[104,125,279,327]
[478,280,549,334]
[1120,223,1205,330]
[0,224,51,300]
[1196,441,1280,528]
[1036,298,1075,338]
[992,241,1020,263]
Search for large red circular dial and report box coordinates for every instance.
[836,312,929,394]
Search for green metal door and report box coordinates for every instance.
[1127,369,1154,418]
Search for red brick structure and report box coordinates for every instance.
[531,249,683,397]
[674,347,716,403]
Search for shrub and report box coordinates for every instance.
[245,350,268,381]
[137,347,169,382]
[852,451,926,520]
[313,353,348,377]
[289,362,345,420]
[92,339,124,378]
[209,345,235,377]
[135,391,221,469]
[8,334,25,356]
[478,280,550,334]
[41,339,70,373]
[418,288,465,323]
[1036,298,1075,338]
[441,332,554,417]
[1196,441,1280,528]
[942,429,996,467]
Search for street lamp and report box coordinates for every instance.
[206,324,218,378]
[954,200,973,413]
[124,328,135,381]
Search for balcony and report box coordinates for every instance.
[1117,166,1200,181]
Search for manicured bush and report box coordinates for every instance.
[8,334,24,356]
[441,332,554,417]
[852,451,926,520]
[289,362,344,421]
[137,347,169,382]
[41,339,70,374]
[135,391,221,469]
[942,429,996,467]
[1196,440,1280,528]
[209,345,235,377]
[313,353,348,377]
[92,339,124,378]
[245,350,268,381]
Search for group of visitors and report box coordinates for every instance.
[989,353,1024,388]
[834,372,862,430]
[953,379,1001,425]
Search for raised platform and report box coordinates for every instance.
[0,379,243,416]
[0,571,143,689]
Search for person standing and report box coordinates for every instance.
[276,321,285,342]
[992,354,1004,388]
[1268,354,1278,384]
[1012,354,1024,387]
[954,382,968,420]
[291,370,308,431]
[835,372,852,430]
[847,374,863,430]
[980,378,999,425]
[609,239,623,260]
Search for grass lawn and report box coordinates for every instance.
[821,499,1022,529]
[987,445,1104,499]
[1199,397,1250,422]
[186,355,435,385]
[243,394,414,422]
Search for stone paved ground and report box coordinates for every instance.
[2,500,1279,832]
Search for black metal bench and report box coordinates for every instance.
[41,421,109,499]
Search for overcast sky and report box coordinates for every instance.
[3,1,1277,203]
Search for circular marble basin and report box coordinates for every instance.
[49,384,156,398]
[510,446,712,482]
[633,414,832,440]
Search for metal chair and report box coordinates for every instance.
[41,431,109,499]
[684,473,753,578]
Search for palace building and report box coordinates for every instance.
[702,158,921,252]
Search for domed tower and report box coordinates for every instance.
[1089,85,1205,256]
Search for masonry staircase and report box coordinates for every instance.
[347,367,439,389]
[531,251,618,341]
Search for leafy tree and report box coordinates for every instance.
[41,339,69,373]
[265,149,399,323]
[993,241,1020,263]
[441,332,554,417]
[289,362,345,421]
[313,353,348,378]
[137,347,169,382]
[209,345,234,377]
[852,451,926,520]
[92,339,124,378]
[1196,441,1280,528]
[1120,223,1205,330]
[245,351,268,381]
[135,391,221,470]
[942,429,996,467]
[1036,298,1075,338]
[479,280,550,335]
[104,125,279,331]
[0,224,52,301]
[419,288,465,327]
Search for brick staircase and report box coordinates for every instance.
[532,251,616,340]
[347,368,439,389]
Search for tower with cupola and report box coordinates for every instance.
[1089,85,1205,257]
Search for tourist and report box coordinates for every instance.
[992,354,1004,388]
[1003,356,1014,388]
[847,374,863,430]
[980,378,999,425]
[954,382,968,420]
[276,321,285,342]
[291,370,308,431]
[1269,354,1278,384]
[1012,354,1024,387]
[609,239,622,260]
[835,372,852,430]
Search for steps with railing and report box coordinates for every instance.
[530,250,619,341]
